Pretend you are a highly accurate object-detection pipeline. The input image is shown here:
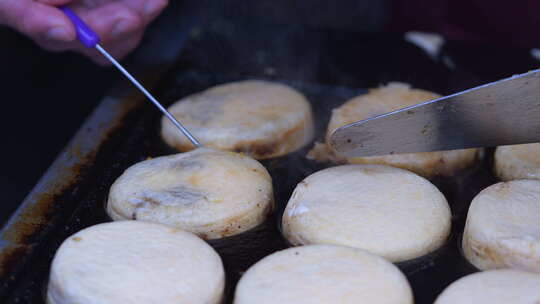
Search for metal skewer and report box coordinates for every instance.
[60,6,202,148]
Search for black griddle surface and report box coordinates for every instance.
[2,68,493,303]
[3,24,535,302]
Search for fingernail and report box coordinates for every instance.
[46,27,71,41]
[112,20,131,38]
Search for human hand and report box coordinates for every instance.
[0,0,169,65]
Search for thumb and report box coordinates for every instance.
[5,0,76,42]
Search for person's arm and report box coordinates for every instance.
[0,0,168,65]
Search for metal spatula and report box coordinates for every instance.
[330,69,540,157]
[60,7,201,148]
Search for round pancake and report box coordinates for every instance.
[319,82,480,178]
[161,80,314,159]
[107,148,274,239]
[234,245,413,304]
[434,269,540,304]
[462,180,540,273]
[282,164,451,262]
[494,143,540,181]
[47,221,225,304]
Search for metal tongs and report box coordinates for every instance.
[60,7,201,148]
[330,69,540,157]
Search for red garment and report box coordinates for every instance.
[389,0,540,48]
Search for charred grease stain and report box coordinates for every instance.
[0,90,148,302]
[0,162,91,273]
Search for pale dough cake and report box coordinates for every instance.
[462,180,540,273]
[434,269,540,304]
[309,82,480,178]
[494,143,540,181]
[234,244,413,304]
[47,221,225,304]
[161,80,314,159]
[107,148,274,239]
[282,164,451,262]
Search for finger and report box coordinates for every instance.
[77,0,111,9]
[121,0,169,25]
[86,29,145,66]
[35,0,73,6]
[71,1,143,43]
[29,1,147,66]
[36,28,144,66]
[34,37,75,52]
[1,0,76,42]
[108,29,145,59]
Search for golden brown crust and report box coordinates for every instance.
[310,82,481,178]
[107,148,274,239]
[462,180,540,272]
[161,80,314,159]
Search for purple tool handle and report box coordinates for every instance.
[60,6,100,48]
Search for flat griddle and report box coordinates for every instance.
[0,25,532,303]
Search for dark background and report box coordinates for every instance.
[0,0,538,227]
[0,28,117,224]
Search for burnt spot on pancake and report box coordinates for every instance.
[172,157,204,171]
[130,186,206,220]
[165,185,206,204]
[360,167,379,175]
[131,197,161,220]
[131,202,144,220]
[233,142,279,159]
[141,197,160,206]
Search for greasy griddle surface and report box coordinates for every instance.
[2,67,496,303]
